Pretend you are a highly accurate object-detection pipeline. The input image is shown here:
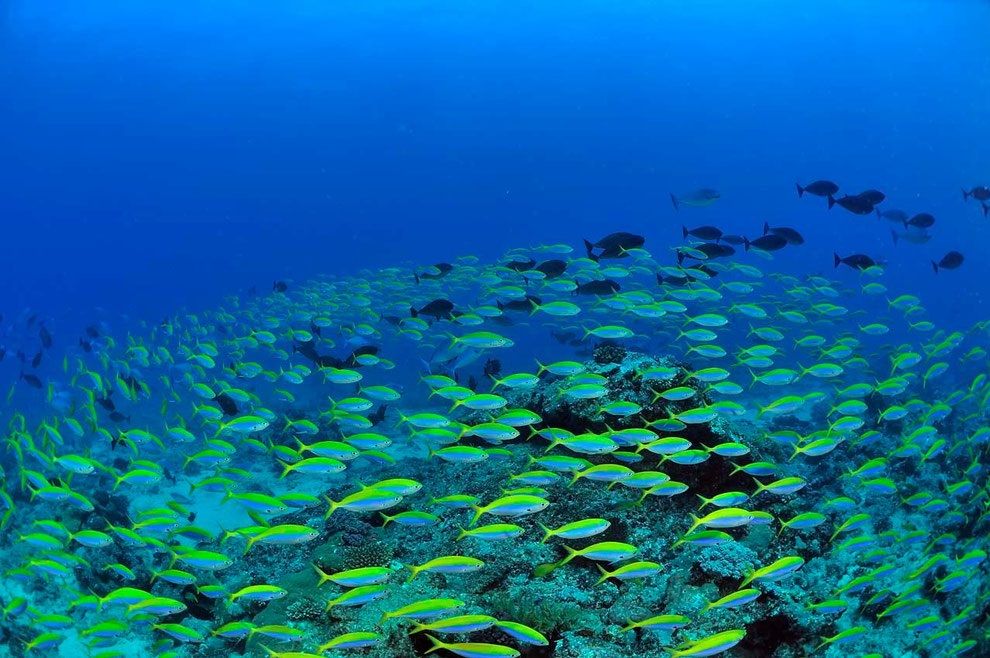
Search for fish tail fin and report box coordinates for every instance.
[982,202,989,217]
[670,192,679,211]
[560,544,579,566]
[583,239,594,260]
[278,461,293,479]
[312,562,332,587]
[468,505,484,527]
[413,272,420,285]
[455,526,468,541]
[931,261,938,274]
[379,512,393,527]
[827,194,836,209]
[410,306,418,318]
[538,522,552,543]
[833,252,841,269]
[796,182,804,197]
[681,225,688,239]
[594,563,610,586]
[424,634,446,654]
[962,187,969,201]
[405,564,420,583]
[323,496,340,519]
[743,237,751,251]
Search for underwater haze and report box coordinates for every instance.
[2,1,989,321]
[2,2,990,658]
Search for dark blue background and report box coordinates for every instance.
[2,1,988,326]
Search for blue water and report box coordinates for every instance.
[3,5,990,657]
[2,1,987,327]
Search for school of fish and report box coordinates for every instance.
[0,183,988,658]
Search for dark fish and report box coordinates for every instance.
[583,232,645,261]
[828,194,874,215]
[31,351,43,368]
[504,258,536,272]
[79,338,93,353]
[20,372,42,388]
[550,329,581,346]
[692,264,719,278]
[414,263,454,284]
[681,225,723,241]
[273,280,289,293]
[670,188,720,211]
[109,411,130,423]
[85,325,100,338]
[411,299,455,321]
[575,279,621,295]
[796,180,839,198]
[97,393,115,411]
[26,314,37,327]
[695,243,735,260]
[857,189,886,205]
[292,341,346,369]
[905,213,935,229]
[369,404,388,426]
[213,392,239,416]
[876,208,909,224]
[657,272,690,287]
[931,251,964,273]
[762,222,804,245]
[498,296,541,313]
[719,234,747,245]
[535,259,567,279]
[347,345,379,366]
[961,186,990,202]
[39,325,52,349]
[310,322,322,338]
[833,252,876,271]
[744,234,788,252]
[122,374,140,397]
[890,229,930,246]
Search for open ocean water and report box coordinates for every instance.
[1,2,989,657]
